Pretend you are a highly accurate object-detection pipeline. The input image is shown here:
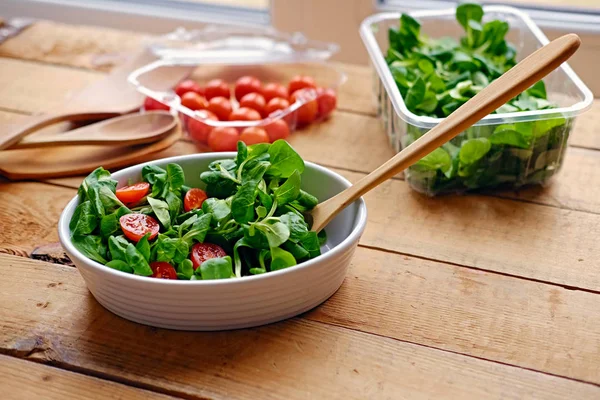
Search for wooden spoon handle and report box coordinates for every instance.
[310,33,581,232]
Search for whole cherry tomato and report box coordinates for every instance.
[208,126,240,152]
[316,87,337,118]
[187,110,218,143]
[264,119,290,142]
[239,92,267,117]
[240,127,270,145]
[288,75,316,95]
[205,79,231,100]
[265,97,290,115]
[229,107,262,122]
[119,214,160,242]
[180,92,208,111]
[190,243,227,269]
[143,96,170,111]
[175,79,204,97]
[116,182,150,205]
[184,188,208,212]
[290,88,318,126]
[207,96,233,121]
[262,82,288,102]
[150,262,178,280]
[234,76,262,102]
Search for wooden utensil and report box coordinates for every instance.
[10,111,177,149]
[0,121,183,180]
[310,34,581,233]
[0,50,192,151]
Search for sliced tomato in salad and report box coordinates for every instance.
[150,262,178,279]
[184,188,208,212]
[115,182,150,204]
[120,213,160,242]
[190,243,227,269]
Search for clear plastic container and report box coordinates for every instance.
[128,25,346,141]
[360,6,593,195]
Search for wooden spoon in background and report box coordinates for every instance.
[10,111,177,149]
[309,34,581,233]
[0,50,192,151]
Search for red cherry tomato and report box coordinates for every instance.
[229,107,262,123]
[234,76,262,102]
[190,243,227,269]
[290,88,318,126]
[240,127,270,145]
[288,75,316,95]
[119,214,160,242]
[264,119,290,142]
[116,182,150,205]
[239,92,267,117]
[150,262,178,280]
[205,79,231,100]
[208,126,240,152]
[143,96,170,111]
[316,87,337,118]
[175,79,204,97]
[187,110,218,143]
[265,97,290,115]
[184,188,208,212]
[262,82,288,102]
[207,96,232,121]
[180,92,208,111]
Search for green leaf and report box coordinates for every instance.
[398,13,421,51]
[405,77,426,109]
[125,243,153,276]
[181,213,212,244]
[202,198,231,223]
[249,268,266,275]
[490,124,533,149]
[233,237,253,278]
[108,235,129,262]
[255,220,290,248]
[199,256,233,280]
[176,259,194,280]
[106,260,134,273]
[267,140,305,178]
[273,170,301,205]
[413,147,452,173]
[280,212,309,243]
[299,231,321,258]
[459,138,491,165]
[70,201,98,236]
[235,141,248,165]
[71,235,107,264]
[270,247,297,271]
[147,197,171,229]
[136,233,151,262]
[166,163,185,194]
[317,229,327,247]
[295,190,319,210]
[99,207,129,238]
[232,161,270,224]
[527,80,547,99]
[256,206,267,219]
[151,234,177,262]
[456,3,483,30]
[282,241,310,261]
[165,191,182,223]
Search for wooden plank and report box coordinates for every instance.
[1,254,598,400]
[570,99,600,149]
[307,246,600,384]
[0,355,176,400]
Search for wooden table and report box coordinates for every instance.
[1,21,600,400]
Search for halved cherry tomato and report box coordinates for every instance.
[265,97,290,115]
[316,87,337,118]
[239,92,266,117]
[150,262,178,280]
[208,127,239,152]
[264,119,290,142]
[240,127,269,145]
[143,96,170,111]
[190,243,227,269]
[187,110,218,143]
[116,182,150,204]
[175,79,204,97]
[234,76,262,102]
[288,75,316,95]
[119,214,160,242]
[180,92,208,111]
[262,82,288,102]
[290,88,318,125]
[205,79,231,100]
[207,96,233,121]
[184,188,208,212]
[229,107,262,122]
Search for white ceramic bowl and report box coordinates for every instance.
[58,153,367,330]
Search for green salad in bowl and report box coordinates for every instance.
[69,140,326,280]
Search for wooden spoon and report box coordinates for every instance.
[0,50,192,151]
[310,34,581,233]
[10,111,177,149]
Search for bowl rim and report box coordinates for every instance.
[58,152,368,287]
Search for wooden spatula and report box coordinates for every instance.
[0,50,192,150]
[10,111,177,149]
[309,34,581,233]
